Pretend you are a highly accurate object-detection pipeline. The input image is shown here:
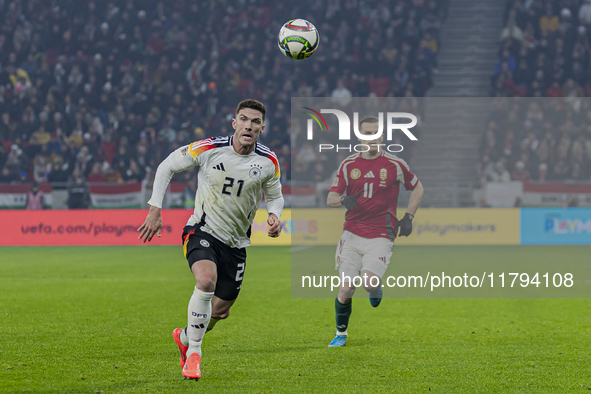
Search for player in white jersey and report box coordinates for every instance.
[137,100,284,380]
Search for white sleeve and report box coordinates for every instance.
[147,145,198,208]
[263,173,284,219]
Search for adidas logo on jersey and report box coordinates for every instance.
[364,171,375,178]
[212,163,225,171]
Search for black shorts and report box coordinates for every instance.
[182,225,247,301]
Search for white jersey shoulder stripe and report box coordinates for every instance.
[255,143,277,158]
[339,154,360,187]
[191,137,229,149]
[337,153,360,170]
[384,152,410,171]
[389,161,404,183]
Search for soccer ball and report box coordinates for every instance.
[277,19,319,60]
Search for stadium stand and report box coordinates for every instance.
[482,0,591,190]
[0,0,445,208]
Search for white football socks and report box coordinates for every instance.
[186,286,214,358]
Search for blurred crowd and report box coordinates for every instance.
[483,0,591,184]
[493,0,591,97]
[479,98,591,185]
[0,0,444,190]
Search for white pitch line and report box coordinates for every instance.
[290,245,314,252]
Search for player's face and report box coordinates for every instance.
[232,108,265,148]
[358,122,383,152]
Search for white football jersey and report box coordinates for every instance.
[148,136,283,248]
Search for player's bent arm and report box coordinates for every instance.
[327,191,343,208]
[406,181,424,216]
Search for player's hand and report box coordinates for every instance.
[267,213,282,238]
[395,213,414,237]
[137,205,163,243]
[340,192,362,210]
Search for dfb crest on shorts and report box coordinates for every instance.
[249,164,262,180]
[200,239,210,247]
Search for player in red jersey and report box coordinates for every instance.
[326,116,424,347]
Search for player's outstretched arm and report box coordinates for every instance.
[138,144,199,243]
[138,205,163,243]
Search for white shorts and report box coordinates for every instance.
[335,230,394,280]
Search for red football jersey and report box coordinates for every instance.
[329,151,419,240]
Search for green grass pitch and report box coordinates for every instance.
[1,245,590,393]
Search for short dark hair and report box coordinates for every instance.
[359,116,379,131]
[236,99,266,121]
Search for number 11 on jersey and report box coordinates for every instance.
[363,182,373,198]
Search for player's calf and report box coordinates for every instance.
[360,270,383,307]
[207,296,235,332]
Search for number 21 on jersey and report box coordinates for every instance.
[222,177,245,197]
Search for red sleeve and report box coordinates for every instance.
[390,157,419,191]
[329,160,348,195]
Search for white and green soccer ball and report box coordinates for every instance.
[277,19,319,60]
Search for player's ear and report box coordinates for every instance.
[260,124,265,134]
[231,118,236,129]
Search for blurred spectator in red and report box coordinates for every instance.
[25,182,45,210]
[511,161,531,182]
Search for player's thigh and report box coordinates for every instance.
[190,259,217,286]
[335,233,363,281]
[183,226,220,287]
[360,238,394,280]
[212,244,247,302]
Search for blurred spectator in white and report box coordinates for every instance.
[477,154,495,183]
[538,163,548,182]
[295,142,316,166]
[33,155,50,183]
[331,79,352,107]
[511,161,531,182]
[579,0,591,25]
[500,19,524,40]
[490,162,511,182]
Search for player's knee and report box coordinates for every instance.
[338,287,355,299]
[363,280,379,293]
[363,285,377,293]
[195,275,216,293]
